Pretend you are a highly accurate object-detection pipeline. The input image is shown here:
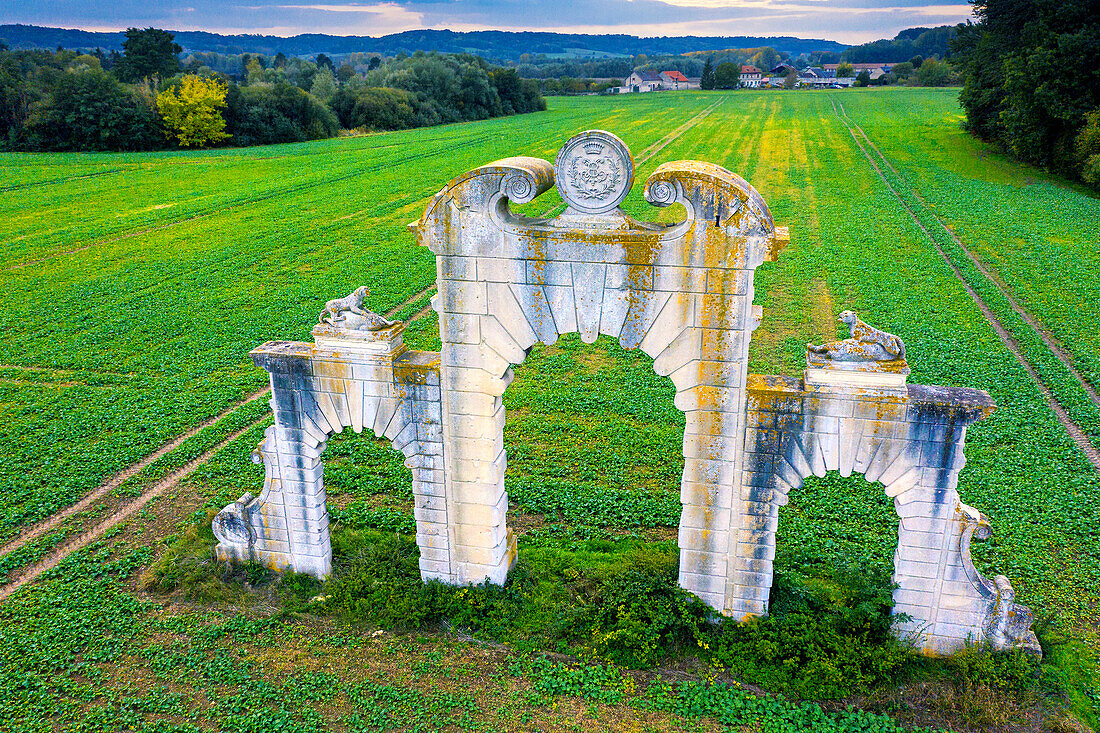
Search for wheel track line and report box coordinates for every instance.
[829,96,1100,472]
[384,284,436,319]
[0,415,270,603]
[635,99,724,165]
[836,102,1100,411]
[0,386,271,559]
[0,167,128,194]
[6,133,494,272]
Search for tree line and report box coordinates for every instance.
[0,28,545,151]
[953,0,1099,187]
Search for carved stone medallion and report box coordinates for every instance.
[554,130,634,214]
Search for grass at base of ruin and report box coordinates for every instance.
[132,513,1098,733]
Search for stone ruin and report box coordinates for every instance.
[213,130,1040,656]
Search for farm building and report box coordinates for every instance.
[660,70,695,89]
[739,65,763,88]
[623,70,663,92]
[824,62,892,79]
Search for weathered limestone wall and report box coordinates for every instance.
[214,328,452,581]
[740,373,1030,653]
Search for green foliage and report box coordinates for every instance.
[0,44,545,151]
[700,57,715,90]
[713,569,912,699]
[915,58,951,87]
[856,70,872,87]
[307,66,336,104]
[156,74,230,148]
[953,0,1100,183]
[2,90,1100,732]
[714,62,739,89]
[115,27,182,83]
[19,67,162,151]
[640,677,938,732]
[519,657,937,732]
[837,62,855,78]
[360,52,544,126]
[330,86,436,131]
[891,61,915,79]
[843,26,958,64]
[1076,110,1100,185]
[224,81,339,145]
[561,546,711,667]
[751,48,781,72]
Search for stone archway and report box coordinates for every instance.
[214,130,1038,656]
[416,131,785,603]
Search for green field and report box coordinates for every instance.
[2,88,1099,732]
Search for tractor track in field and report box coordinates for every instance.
[836,104,1100,412]
[6,133,495,272]
[635,99,724,166]
[0,167,128,193]
[830,96,1100,473]
[0,414,269,603]
[384,284,436,318]
[0,387,271,561]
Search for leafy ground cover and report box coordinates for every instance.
[1,89,1099,732]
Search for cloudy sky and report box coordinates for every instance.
[4,0,975,44]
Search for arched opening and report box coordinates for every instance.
[500,333,685,547]
[774,471,899,598]
[323,430,416,537]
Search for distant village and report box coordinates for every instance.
[611,62,894,93]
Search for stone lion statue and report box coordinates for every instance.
[807,310,905,363]
[318,286,395,331]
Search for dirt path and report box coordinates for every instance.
[0,415,269,603]
[830,96,1100,473]
[838,105,1100,412]
[0,387,271,560]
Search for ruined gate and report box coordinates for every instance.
[214,131,1038,656]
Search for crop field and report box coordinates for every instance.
[1,88,1099,732]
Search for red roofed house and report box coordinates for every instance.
[740,65,763,88]
[660,70,692,90]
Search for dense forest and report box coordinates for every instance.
[0,28,545,152]
[840,26,959,63]
[952,0,1099,187]
[0,24,847,62]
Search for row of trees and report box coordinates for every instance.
[953,0,1099,186]
[0,28,545,151]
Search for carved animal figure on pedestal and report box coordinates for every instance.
[807,310,905,362]
[318,286,395,331]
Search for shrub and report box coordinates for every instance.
[156,74,230,148]
[19,67,163,151]
[224,81,339,145]
[1076,111,1100,185]
[568,554,711,667]
[916,58,951,87]
[711,567,914,699]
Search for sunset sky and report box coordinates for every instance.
[4,0,976,44]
